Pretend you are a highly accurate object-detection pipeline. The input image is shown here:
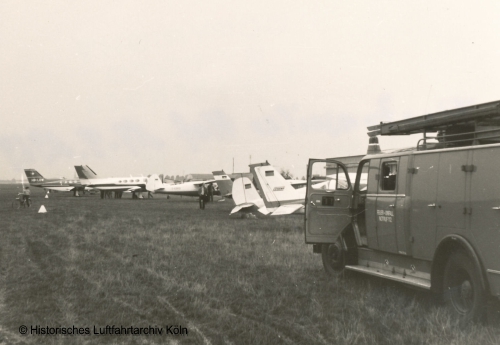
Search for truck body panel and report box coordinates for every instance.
[306,100,500,308]
[306,143,500,299]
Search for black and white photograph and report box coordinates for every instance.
[1,1,499,344]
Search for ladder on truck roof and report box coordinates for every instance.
[367,100,500,150]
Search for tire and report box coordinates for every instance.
[321,239,346,277]
[443,251,486,323]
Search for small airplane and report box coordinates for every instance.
[230,162,305,216]
[230,161,367,217]
[24,169,88,196]
[74,165,159,199]
[153,175,216,197]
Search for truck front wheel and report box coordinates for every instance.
[443,251,486,323]
[321,240,346,277]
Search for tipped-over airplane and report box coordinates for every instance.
[230,162,305,216]
[24,169,88,196]
[74,165,160,199]
[230,161,367,217]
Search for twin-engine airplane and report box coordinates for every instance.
[24,169,88,196]
[74,165,160,199]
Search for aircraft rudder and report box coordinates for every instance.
[74,165,99,179]
[24,169,44,184]
[146,174,163,192]
[252,164,302,206]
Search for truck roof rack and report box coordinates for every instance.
[367,100,500,150]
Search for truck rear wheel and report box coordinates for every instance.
[321,240,346,277]
[443,251,486,323]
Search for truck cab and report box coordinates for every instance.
[305,100,500,322]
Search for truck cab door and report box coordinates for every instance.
[305,159,353,244]
[375,158,400,253]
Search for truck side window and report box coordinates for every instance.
[381,161,397,191]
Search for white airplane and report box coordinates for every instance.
[230,163,305,216]
[230,161,367,216]
[153,176,216,197]
[74,165,159,199]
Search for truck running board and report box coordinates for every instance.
[345,265,431,290]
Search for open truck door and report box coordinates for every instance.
[305,159,353,244]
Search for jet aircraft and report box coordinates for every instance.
[24,169,88,196]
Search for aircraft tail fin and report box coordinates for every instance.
[212,170,233,197]
[249,163,303,208]
[230,203,255,215]
[74,165,99,179]
[24,169,44,185]
[146,174,163,192]
[230,177,265,214]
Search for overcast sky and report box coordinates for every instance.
[1,1,500,180]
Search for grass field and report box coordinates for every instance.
[0,184,499,345]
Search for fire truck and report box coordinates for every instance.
[305,100,500,322]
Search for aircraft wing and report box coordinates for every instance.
[230,203,257,215]
[92,186,143,192]
[43,186,76,192]
[270,204,304,215]
[191,179,216,186]
[290,180,307,189]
